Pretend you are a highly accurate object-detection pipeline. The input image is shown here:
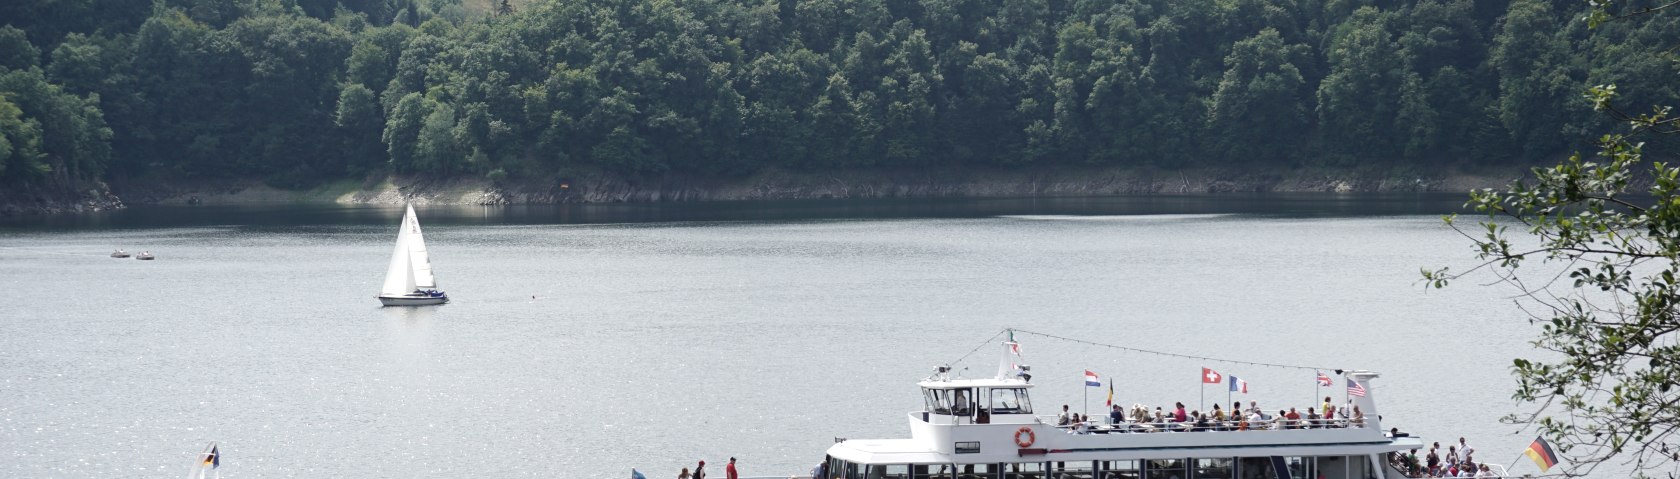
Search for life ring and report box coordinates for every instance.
[1014,426,1036,447]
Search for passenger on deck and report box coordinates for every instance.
[1285,408,1301,429]
[1446,445,1459,465]
[1426,446,1440,475]
[1173,402,1188,422]
[1057,405,1070,426]
[679,467,691,479]
[1211,404,1225,430]
[1352,406,1365,427]
[1109,404,1124,425]
[1459,437,1475,458]
[1274,411,1287,430]
[1153,407,1166,423]
[1305,407,1321,428]
[1248,400,1261,417]
[1248,410,1264,430]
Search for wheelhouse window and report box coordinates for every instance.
[990,387,1033,414]
[925,388,955,415]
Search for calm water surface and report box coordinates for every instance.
[0,195,1568,477]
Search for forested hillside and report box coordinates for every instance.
[0,0,1674,192]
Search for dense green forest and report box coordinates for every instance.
[0,0,1674,190]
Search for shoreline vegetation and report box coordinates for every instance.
[1,166,1526,216]
[3,0,1674,219]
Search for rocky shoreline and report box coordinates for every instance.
[0,182,126,217]
[5,167,1526,216]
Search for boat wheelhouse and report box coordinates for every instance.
[823,340,1427,479]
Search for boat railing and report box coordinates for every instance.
[1387,461,1518,478]
[1046,416,1370,434]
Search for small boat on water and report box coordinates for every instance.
[377,204,447,306]
[111,249,130,258]
[135,251,155,260]
[189,441,220,479]
[819,332,1492,479]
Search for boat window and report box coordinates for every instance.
[1236,458,1279,479]
[1005,461,1047,479]
[953,388,974,416]
[990,388,1033,414]
[925,388,954,415]
[1282,457,1315,479]
[1311,455,1365,479]
[915,464,954,479]
[1192,458,1231,478]
[925,388,951,414]
[1040,460,1089,478]
[865,464,911,479]
[1099,460,1140,479]
[955,441,981,454]
[1144,459,1185,479]
[956,463,996,479]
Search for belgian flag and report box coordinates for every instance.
[1523,436,1558,472]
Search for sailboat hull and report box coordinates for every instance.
[378,294,449,306]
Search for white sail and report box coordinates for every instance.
[380,207,417,296]
[405,204,437,289]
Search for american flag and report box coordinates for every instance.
[1316,371,1333,386]
[1347,378,1367,397]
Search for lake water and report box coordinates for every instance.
[0,195,1573,477]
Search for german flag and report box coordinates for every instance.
[1523,436,1558,472]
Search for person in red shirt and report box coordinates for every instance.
[726,457,738,479]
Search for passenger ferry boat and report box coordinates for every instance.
[822,338,1428,479]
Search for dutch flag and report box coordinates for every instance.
[1085,370,1101,387]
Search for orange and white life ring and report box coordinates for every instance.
[1014,426,1036,447]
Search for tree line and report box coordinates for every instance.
[0,0,1674,190]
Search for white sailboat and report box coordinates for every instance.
[378,204,448,306]
[186,442,219,479]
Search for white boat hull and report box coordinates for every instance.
[378,294,448,306]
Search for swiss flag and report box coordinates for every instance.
[1201,367,1223,384]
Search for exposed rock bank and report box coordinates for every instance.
[6,167,1528,216]
[0,182,125,216]
[203,168,1522,206]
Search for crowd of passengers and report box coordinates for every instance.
[1388,438,1500,478]
[1053,397,1367,433]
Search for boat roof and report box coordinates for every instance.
[916,377,1032,389]
[827,439,946,463]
